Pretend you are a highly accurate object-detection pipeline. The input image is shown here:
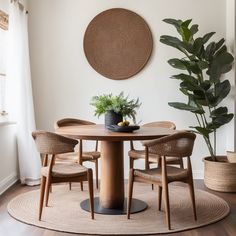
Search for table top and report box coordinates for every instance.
[56,124,177,141]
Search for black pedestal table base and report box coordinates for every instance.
[80,197,148,215]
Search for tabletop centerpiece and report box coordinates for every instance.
[90,92,141,129]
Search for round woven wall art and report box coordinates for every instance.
[83,8,153,80]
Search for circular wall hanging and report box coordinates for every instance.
[83,8,153,80]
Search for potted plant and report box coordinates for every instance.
[160,18,236,192]
[90,92,141,128]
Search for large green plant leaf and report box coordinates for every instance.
[188,61,202,74]
[163,18,182,32]
[205,42,216,61]
[205,80,231,107]
[160,36,188,55]
[168,59,187,70]
[171,73,198,83]
[202,32,215,44]
[168,102,204,114]
[209,52,234,82]
[215,80,231,104]
[190,24,199,35]
[207,113,234,129]
[212,113,234,126]
[215,45,227,57]
[215,38,225,51]
[163,18,195,43]
[190,126,212,137]
[192,37,204,56]
[200,81,211,91]
[197,60,208,69]
[179,21,192,42]
[210,107,228,117]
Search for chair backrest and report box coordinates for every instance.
[143,121,176,130]
[138,121,176,147]
[145,132,196,157]
[32,130,78,155]
[54,118,95,129]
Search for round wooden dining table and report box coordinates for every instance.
[56,124,176,215]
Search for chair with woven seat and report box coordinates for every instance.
[54,118,100,189]
[127,132,197,230]
[32,131,94,221]
[128,121,184,171]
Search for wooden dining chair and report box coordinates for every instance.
[54,118,100,189]
[32,131,94,221]
[128,121,185,172]
[127,132,197,230]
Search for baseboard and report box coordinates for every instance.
[20,177,41,186]
[193,170,204,179]
[0,172,19,195]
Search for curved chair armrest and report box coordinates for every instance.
[141,131,196,148]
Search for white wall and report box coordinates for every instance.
[225,0,236,151]
[28,0,232,179]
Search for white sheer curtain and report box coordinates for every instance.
[6,1,41,185]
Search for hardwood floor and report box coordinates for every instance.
[0,180,235,236]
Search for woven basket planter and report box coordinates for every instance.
[203,156,236,192]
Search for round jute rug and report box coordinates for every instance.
[7,183,230,235]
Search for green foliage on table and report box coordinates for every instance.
[90,92,141,123]
[160,18,234,161]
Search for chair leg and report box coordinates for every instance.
[179,158,184,169]
[129,157,134,169]
[127,169,134,219]
[69,182,72,190]
[158,186,162,211]
[87,169,94,219]
[149,163,154,190]
[80,182,83,191]
[45,177,51,207]
[163,182,171,230]
[95,159,99,189]
[188,178,197,221]
[187,156,197,221]
[39,176,46,221]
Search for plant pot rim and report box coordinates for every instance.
[203,156,236,166]
[106,110,122,115]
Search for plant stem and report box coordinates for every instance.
[214,130,216,156]
[204,136,216,161]
[200,114,206,128]
[195,114,201,126]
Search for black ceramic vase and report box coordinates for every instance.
[105,111,123,128]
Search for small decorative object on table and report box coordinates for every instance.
[107,124,140,133]
[90,92,141,128]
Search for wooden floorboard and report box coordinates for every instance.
[0,180,235,236]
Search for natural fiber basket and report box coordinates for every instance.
[227,151,236,163]
[203,156,236,192]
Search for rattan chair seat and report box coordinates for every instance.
[57,151,100,161]
[134,166,188,182]
[41,163,88,178]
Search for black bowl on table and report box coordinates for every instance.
[107,125,140,133]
